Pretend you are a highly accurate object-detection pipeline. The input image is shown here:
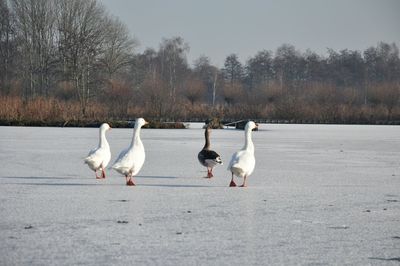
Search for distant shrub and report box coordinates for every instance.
[146,121,187,129]
[204,117,224,129]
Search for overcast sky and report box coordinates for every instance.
[100,0,400,67]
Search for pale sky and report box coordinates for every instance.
[100,0,400,67]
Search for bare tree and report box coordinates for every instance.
[0,0,15,93]
[99,16,138,80]
[327,48,365,88]
[184,77,206,105]
[141,73,169,119]
[245,50,273,89]
[193,55,220,105]
[158,37,189,101]
[273,44,304,90]
[11,0,58,98]
[56,0,108,115]
[223,53,243,85]
[211,67,219,106]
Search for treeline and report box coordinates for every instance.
[1,0,400,125]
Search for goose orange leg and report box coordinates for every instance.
[207,167,214,178]
[126,174,136,186]
[240,175,247,187]
[101,166,106,179]
[95,170,102,179]
[229,173,237,187]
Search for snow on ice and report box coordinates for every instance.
[0,124,399,265]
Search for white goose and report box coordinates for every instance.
[228,121,258,187]
[112,118,148,186]
[84,123,111,179]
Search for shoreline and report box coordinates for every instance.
[0,119,399,128]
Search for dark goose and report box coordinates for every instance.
[198,126,223,178]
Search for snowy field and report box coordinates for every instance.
[0,123,399,265]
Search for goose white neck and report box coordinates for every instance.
[243,128,254,153]
[99,129,109,148]
[130,125,143,147]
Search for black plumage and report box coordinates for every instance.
[198,149,221,167]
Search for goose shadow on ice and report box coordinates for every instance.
[136,175,177,179]
[1,177,120,186]
[3,182,106,186]
[139,183,216,188]
[0,176,84,180]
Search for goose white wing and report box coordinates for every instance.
[113,147,130,164]
[84,146,111,170]
[112,145,145,176]
[228,150,243,169]
[112,147,131,172]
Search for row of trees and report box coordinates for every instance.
[0,0,136,115]
[1,0,399,123]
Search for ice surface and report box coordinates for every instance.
[1,124,399,265]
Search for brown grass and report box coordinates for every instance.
[1,87,399,126]
[0,96,108,126]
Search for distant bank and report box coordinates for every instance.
[0,118,399,128]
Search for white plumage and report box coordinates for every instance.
[112,118,148,186]
[228,121,258,187]
[84,123,111,179]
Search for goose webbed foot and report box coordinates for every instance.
[240,176,247,187]
[95,171,102,179]
[229,173,237,187]
[126,177,136,186]
[207,169,214,178]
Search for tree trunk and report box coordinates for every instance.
[212,71,218,106]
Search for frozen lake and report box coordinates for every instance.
[1,124,399,265]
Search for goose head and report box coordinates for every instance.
[100,123,111,132]
[245,121,258,131]
[135,118,148,128]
